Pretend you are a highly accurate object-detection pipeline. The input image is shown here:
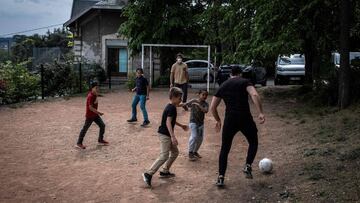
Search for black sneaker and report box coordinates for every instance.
[127,118,137,122]
[216,175,225,187]
[142,173,152,187]
[159,171,175,178]
[189,152,197,161]
[141,120,150,127]
[193,152,202,158]
[243,164,253,179]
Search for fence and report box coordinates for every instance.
[0,62,108,104]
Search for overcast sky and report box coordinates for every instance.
[0,0,73,37]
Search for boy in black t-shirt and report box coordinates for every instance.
[142,87,189,187]
[127,68,150,127]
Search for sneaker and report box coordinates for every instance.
[98,140,109,146]
[243,164,253,179]
[159,171,176,178]
[189,152,197,161]
[76,144,86,149]
[127,118,137,122]
[141,120,150,127]
[142,173,152,187]
[193,152,202,158]
[216,175,225,187]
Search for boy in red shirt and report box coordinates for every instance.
[76,82,109,149]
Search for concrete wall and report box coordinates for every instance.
[74,9,161,82]
[80,11,123,64]
[81,16,101,63]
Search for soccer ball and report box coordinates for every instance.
[259,158,273,173]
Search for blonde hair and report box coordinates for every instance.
[169,87,183,99]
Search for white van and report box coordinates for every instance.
[275,54,305,85]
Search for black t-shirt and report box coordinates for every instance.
[215,77,253,115]
[158,103,177,136]
[136,75,149,95]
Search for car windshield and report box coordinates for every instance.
[279,57,305,65]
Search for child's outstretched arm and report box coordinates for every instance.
[176,121,189,131]
[180,99,197,108]
[192,102,209,113]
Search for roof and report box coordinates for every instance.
[64,0,126,27]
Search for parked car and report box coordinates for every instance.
[185,60,216,82]
[217,63,267,86]
[275,54,305,85]
[332,52,360,69]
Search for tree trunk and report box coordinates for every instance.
[338,0,351,109]
[304,38,313,85]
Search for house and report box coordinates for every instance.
[64,0,158,83]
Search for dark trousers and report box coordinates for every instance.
[77,116,105,144]
[175,83,188,103]
[219,113,258,176]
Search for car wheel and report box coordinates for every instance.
[204,74,214,83]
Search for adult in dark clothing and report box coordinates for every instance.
[210,66,265,187]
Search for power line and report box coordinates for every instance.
[0,23,65,37]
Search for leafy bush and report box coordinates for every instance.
[82,63,107,84]
[126,72,136,90]
[153,74,170,87]
[42,61,78,96]
[0,61,39,104]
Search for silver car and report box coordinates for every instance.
[185,60,216,82]
[275,54,305,85]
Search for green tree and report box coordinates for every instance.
[120,0,204,73]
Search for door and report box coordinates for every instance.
[107,47,128,77]
[119,48,128,76]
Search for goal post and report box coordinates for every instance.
[141,43,212,92]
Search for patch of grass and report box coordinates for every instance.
[339,147,360,161]
[303,148,335,157]
[303,162,325,181]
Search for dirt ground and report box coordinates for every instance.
[0,87,320,202]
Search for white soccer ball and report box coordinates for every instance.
[259,158,273,173]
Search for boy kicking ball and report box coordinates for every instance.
[142,87,189,187]
[76,82,109,149]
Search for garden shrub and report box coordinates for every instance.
[42,61,78,96]
[82,63,107,84]
[126,72,136,90]
[0,61,39,104]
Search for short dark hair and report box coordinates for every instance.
[90,81,98,89]
[169,87,183,99]
[231,66,242,76]
[136,68,144,74]
[176,53,184,59]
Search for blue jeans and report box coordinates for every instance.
[131,94,149,121]
[189,123,204,153]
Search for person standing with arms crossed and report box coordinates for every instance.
[170,53,189,111]
[210,66,265,187]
